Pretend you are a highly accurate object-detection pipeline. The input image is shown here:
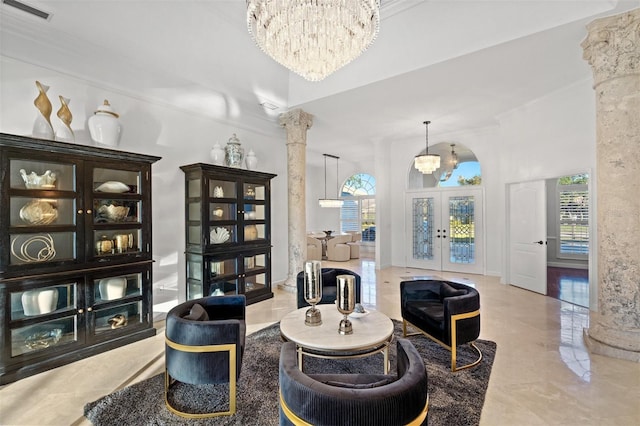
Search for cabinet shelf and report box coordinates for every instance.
[0,133,160,385]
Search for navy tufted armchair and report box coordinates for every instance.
[401,279,481,372]
[279,338,429,426]
[165,295,246,418]
[296,268,361,309]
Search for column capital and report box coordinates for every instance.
[279,109,314,130]
[581,8,640,86]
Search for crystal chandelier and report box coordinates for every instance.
[247,0,381,82]
[319,154,344,208]
[414,120,440,174]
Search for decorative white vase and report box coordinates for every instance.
[98,277,127,300]
[88,100,121,146]
[210,143,225,165]
[32,81,54,140]
[22,288,58,316]
[245,149,258,170]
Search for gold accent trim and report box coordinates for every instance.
[279,390,429,426]
[403,309,482,372]
[165,337,237,418]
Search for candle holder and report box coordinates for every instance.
[336,274,356,335]
[303,260,323,326]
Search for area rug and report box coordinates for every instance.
[84,321,496,426]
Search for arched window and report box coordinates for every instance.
[340,174,376,242]
[408,142,482,189]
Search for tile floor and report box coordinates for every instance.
[1,256,638,425]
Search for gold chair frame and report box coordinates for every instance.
[165,338,237,418]
[403,309,482,372]
[279,391,429,426]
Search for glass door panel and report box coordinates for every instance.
[244,272,266,293]
[244,253,266,274]
[93,301,143,334]
[209,257,238,296]
[10,197,75,226]
[93,273,142,303]
[93,199,140,224]
[93,168,140,194]
[448,196,476,265]
[93,230,141,256]
[210,202,236,221]
[244,183,265,201]
[412,197,436,261]
[10,283,76,320]
[11,316,78,357]
[209,225,236,245]
[209,179,236,199]
[406,189,483,274]
[188,178,201,198]
[9,232,76,265]
[9,159,76,191]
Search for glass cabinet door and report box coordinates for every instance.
[243,253,268,294]
[243,182,266,243]
[92,301,143,335]
[90,166,146,260]
[8,282,79,357]
[7,158,79,268]
[89,269,147,337]
[208,257,238,296]
[208,178,237,247]
[93,272,142,303]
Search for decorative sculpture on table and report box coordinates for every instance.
[55,96,74,142]
[336,274,356,334]
[32,81,54,139]
[303,260,323,326]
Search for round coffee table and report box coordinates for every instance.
[280,304,394,373]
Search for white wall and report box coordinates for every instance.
[0,56,290,304]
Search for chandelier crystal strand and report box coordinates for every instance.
[247,0,380,82]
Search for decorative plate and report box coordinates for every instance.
[210,227,230,244]
[19,200,58,225]
[95,181,130,193]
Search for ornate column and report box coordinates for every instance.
[582,8,640,362]
[279,109,314,291]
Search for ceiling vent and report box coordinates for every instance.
[2,0,52,20]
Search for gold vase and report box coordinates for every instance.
[32,81,54,139]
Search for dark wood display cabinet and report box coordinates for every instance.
[0,133,160,384]
[180,163,276,305]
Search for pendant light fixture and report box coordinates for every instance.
[450,143,459,169]
[414,120,440,174]
[319,154,344,208]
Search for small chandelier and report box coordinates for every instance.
[319,154,344,208]
[414,120,440,174]
[450,143,459,170]
[246,0,380,82]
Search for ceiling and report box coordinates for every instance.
[1,0,638,166]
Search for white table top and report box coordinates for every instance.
[280,304,394,353]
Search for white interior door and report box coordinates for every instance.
[508,181,547,294]
[406,188,483,274]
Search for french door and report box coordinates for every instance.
[405,188,484,274]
